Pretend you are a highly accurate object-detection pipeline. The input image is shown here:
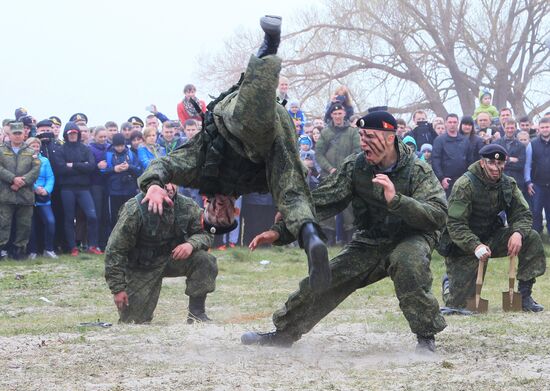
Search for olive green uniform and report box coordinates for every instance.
[270,142,448,340]
[104,193,216,323]
[443,162,546,308]
[138,55,317,238]
[315,123,361,241]
[0,142,41,249]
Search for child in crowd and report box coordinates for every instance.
[473,89,499,120]
[298,135,321,189]
[288,101,306,134]
[420,143,432,165]
[402,135,420,157]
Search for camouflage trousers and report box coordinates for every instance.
[119,250,217,324]
[444,228,546,308]
[0,204,33,249]
[273,234,447,340]
[214,55,317,238]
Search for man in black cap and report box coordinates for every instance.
[315,102,361,244]
[241,109,448,353]
[442,143,546,312]
[139,15,331,294]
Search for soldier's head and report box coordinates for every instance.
[204,194,238,233]
[479,144,507,182]
[356,110,398,166]
[329,103,346,127]
[9,122,25,146]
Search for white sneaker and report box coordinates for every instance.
[43,250,58,259]
[29,253,38,260]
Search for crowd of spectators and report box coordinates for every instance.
[1,83,550,260]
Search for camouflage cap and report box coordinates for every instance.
[9,122,24,133]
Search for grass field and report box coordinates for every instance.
[1,246,549,390]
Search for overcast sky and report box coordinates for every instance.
[0,0,314,126]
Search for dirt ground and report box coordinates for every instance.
[2,250,550,390]
[2,311,550,390]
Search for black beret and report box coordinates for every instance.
[36,119,53,128]
[479,144,507,161]
[69,113,88,124]
[329,103,345,113]
[203,219,239,235]
[49,116,62,126]
[128,116,144,127]
[356,110,397,132]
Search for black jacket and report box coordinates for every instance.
[52,128,95,188]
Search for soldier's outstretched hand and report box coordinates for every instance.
[372,173,397,203]
[114,291,129,310]
[249,230,280,251]
[507,232,523,257]
[172,243,193,260]
[142,184,173,215]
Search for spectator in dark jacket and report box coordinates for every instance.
[89,126,110,249]
[459,115,484,166]
[495,118,526,194]
[432,114,469,197]
[103,134,141,228]
[52,122,102,256]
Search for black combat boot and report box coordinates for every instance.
[415,335,436,354]
[241,331,294,347]
[187,295,212,324]
[518,279,544,312]
[300,223,331,293]
[256,15,282,58]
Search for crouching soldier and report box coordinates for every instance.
[104,183,217,323]
[443,144,546,312]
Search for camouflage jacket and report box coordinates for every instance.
[447,161,532,254]
[314,122,361,176]
[138,130,269,197]
[104,193,213,294]
[273,141,447,245]
[0,143,41,205]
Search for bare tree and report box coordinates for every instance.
[198,0,550,120]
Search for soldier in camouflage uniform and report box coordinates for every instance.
[442,144,546,312]
[315,103,361,244]
[104,184,217,324]
[0,122,41,260]
[138,16,331,293]
[241,110,448,353]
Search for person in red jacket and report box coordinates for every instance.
[177,84,206,124]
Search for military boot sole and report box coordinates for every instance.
[260,15,282,37]
[307,238,331,293]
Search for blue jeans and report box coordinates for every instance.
[29,205,56,252]
[61,188,98,249]
[532,183,550,234]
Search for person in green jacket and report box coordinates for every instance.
[442,144,546,312]
[241,110,448,353]
[104,184,217,324]
[315,103,361,244]
[473,89,499,120]
[0,122,41,260]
